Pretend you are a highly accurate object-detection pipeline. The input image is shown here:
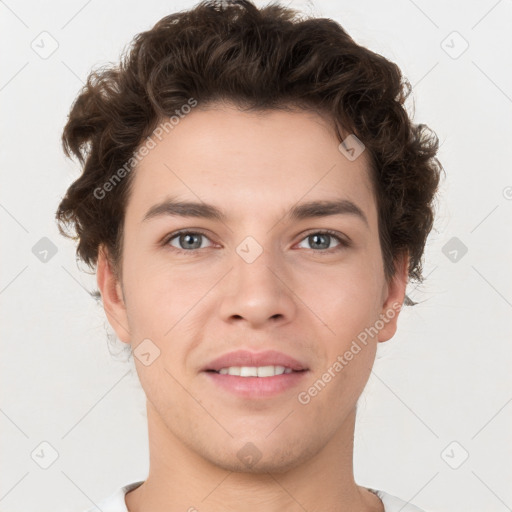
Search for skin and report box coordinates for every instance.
[96,102,408,512]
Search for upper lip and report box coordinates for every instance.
[203,349,308,372]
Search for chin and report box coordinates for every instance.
[200,437,319,475]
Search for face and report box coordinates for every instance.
[97,103,407,473]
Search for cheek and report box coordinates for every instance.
[311,262,384,327]
[309,266,383,391]
[123,255,208,330]
[122,261,216,377]
[312,282,380,406]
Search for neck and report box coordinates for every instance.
[125,400,383,512]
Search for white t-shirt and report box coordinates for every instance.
[83,481,426,511]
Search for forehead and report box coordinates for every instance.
[125,105,376,226]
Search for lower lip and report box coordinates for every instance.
[203,370,309,398]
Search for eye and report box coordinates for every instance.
[162,229,350,255]
[164,230,214,253]
[296,230,349,252]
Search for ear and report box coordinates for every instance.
[377,251,409,343]
[96,245,131,344]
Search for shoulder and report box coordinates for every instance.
[368,487,427,512]
[81,481,144,512]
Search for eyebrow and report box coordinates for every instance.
[142,197,369,227]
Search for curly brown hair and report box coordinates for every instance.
[56,0,443,295]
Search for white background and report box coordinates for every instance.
[1,1,511,511]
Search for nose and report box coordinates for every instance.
[218,243,297,329]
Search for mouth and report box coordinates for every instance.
[204,366,307,377]
[202,366,309,399]
[201,349,310,398]
[202,348,308,373]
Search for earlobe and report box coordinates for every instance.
[96,245,131,344]
[377,252,409,343]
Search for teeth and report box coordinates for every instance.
[217,365,293,377]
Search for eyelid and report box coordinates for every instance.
[299,228,351,245]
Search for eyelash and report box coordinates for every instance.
[161,229,351,256]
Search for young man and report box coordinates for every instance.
[56,1,442,510]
